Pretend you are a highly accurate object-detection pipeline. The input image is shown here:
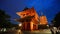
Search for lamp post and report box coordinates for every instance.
[18,23,22,34]
[19,23,22,29]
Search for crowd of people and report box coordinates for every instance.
[50,27,60,34]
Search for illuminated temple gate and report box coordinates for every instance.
[16,7,48,31]
[16,7,39,31]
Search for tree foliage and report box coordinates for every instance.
[51,12,60,27]
[0,10,13,28]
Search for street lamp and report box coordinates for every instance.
[18,23,22,34]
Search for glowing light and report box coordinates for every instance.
[19,23,22,26]
[40,16,48,25]
[47,25,49,27]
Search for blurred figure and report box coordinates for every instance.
[57,26,60,34]
[50,27,57,34]
[18,30,21,34]
[50,28,54,34]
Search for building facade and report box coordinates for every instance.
[16,7,39,31]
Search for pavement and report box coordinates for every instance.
[0,29,52,34]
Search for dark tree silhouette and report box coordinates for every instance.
[0,10,13,28]
[51,12,60,28]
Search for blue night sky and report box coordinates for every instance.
[0,0,60,24]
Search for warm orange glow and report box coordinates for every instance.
[16,7,39,24]
[30,21,33,31]
[16,7,39,19]
[16,7,48,31]
[40,16,48,25]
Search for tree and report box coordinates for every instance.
[0,10,12,28]
[51,12,60,28]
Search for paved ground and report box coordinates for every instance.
[0,29,52,34]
